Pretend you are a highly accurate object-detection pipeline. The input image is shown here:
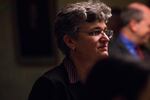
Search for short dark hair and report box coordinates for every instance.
[121,8,143,26]
[85,57,150,100]
[54,1,112,55]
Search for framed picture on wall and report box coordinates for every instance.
[15,0,59,65]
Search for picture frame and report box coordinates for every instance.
[15,0,59,65]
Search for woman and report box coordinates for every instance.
[28,1,112,100]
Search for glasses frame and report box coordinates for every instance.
[78,28,113,39]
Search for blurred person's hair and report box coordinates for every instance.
[121,8,143,27]
[85,56,150,100]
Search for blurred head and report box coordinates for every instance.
[121,2,150,44]
[85,57,150,100]
[54,1,112,60]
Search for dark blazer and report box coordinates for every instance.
[109,37,150,61]
[28,63,84,100]
[109,38,132,58]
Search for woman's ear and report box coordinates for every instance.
[63,34,76,50]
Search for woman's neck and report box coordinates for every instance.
[69,54,97,83]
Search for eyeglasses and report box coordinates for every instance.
[78,28,113,39]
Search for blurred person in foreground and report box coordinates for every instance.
[109,2,150,61]
[28,1,112,100]
[85,57,150,100]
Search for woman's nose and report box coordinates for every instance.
[100,32,110,42]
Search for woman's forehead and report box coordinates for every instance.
[78,20,107,30]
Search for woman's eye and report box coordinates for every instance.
[88,30,101,36]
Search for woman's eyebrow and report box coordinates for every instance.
[91,26,107,30]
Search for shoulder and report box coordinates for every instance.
[42,63,68,83]
[109,38,123,52]
[110,37,123,48]
[31,63,69,89]
[28,64,69,100]
[109,37,130,57]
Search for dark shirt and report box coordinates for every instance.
[28,57,84,100]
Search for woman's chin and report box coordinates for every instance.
[99,51,109,58]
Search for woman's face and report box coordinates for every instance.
[73,20,110,61]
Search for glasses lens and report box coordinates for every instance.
[105,30,113,39]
